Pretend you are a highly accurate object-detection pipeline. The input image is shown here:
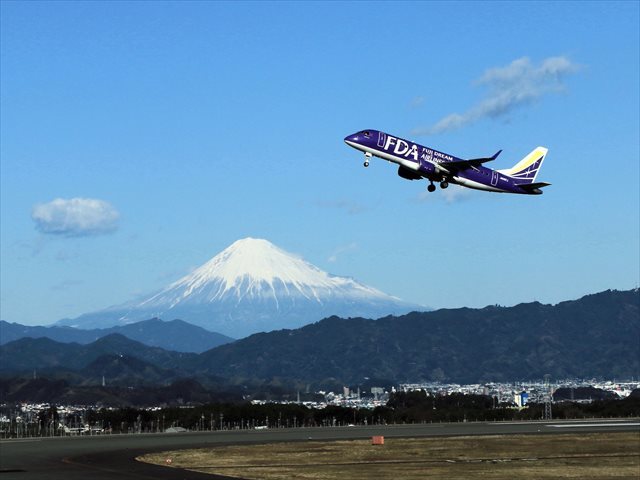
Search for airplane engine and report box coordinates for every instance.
[397,166,422,181]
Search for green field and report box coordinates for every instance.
[139,432,640,479]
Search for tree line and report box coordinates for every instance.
[56,392,640,433]
[2,391,638,437]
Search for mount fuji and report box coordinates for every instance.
[57,238,423,338]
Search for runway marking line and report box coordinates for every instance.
[0,438,43,444]
[546,423,640,428]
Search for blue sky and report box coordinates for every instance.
[1,1,638,326]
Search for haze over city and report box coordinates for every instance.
[1,1,638,326]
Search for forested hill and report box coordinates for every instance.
[2,289,638,389]
[195,289,639,385]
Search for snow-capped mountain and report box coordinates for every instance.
[58,238,423,338]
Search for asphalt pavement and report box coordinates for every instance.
[1,420,638,480]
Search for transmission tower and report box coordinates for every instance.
[543,374,553,420]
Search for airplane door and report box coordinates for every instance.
[491,171,499,186]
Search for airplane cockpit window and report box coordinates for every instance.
[363,131,370,137]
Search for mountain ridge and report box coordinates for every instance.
[0,333,198,374]
[194,288,640,384]
[2,289,637,389]
[56,238,422,337]
[0,318,233,353]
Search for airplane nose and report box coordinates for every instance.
[344,133,359,144]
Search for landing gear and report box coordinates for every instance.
[364,152,372,168]
[440,181,449,189]
[427,182,436,193]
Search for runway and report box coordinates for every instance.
[1,420,638,480]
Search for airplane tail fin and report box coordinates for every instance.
[497,147,548,183]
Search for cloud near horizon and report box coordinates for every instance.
[32,197,120,237]
[413,56,580,135]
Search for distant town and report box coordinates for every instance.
[2,378,638,438]
[253,378,639,410]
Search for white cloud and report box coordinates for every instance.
[413,56,580,135]
[50,279,82,291]
[409,96,426,108]
[32,197,120,237]
[328,242,358,263]
[317,199,367,215]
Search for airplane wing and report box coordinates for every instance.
[434,150,502,173]
[466,149,502,164]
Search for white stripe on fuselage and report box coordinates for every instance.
[452,176,506,193]
[346,140,510,193]
[345,140,421,172]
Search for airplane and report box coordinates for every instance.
[344,129,550,195]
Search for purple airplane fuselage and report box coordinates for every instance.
[344,130,550,195]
